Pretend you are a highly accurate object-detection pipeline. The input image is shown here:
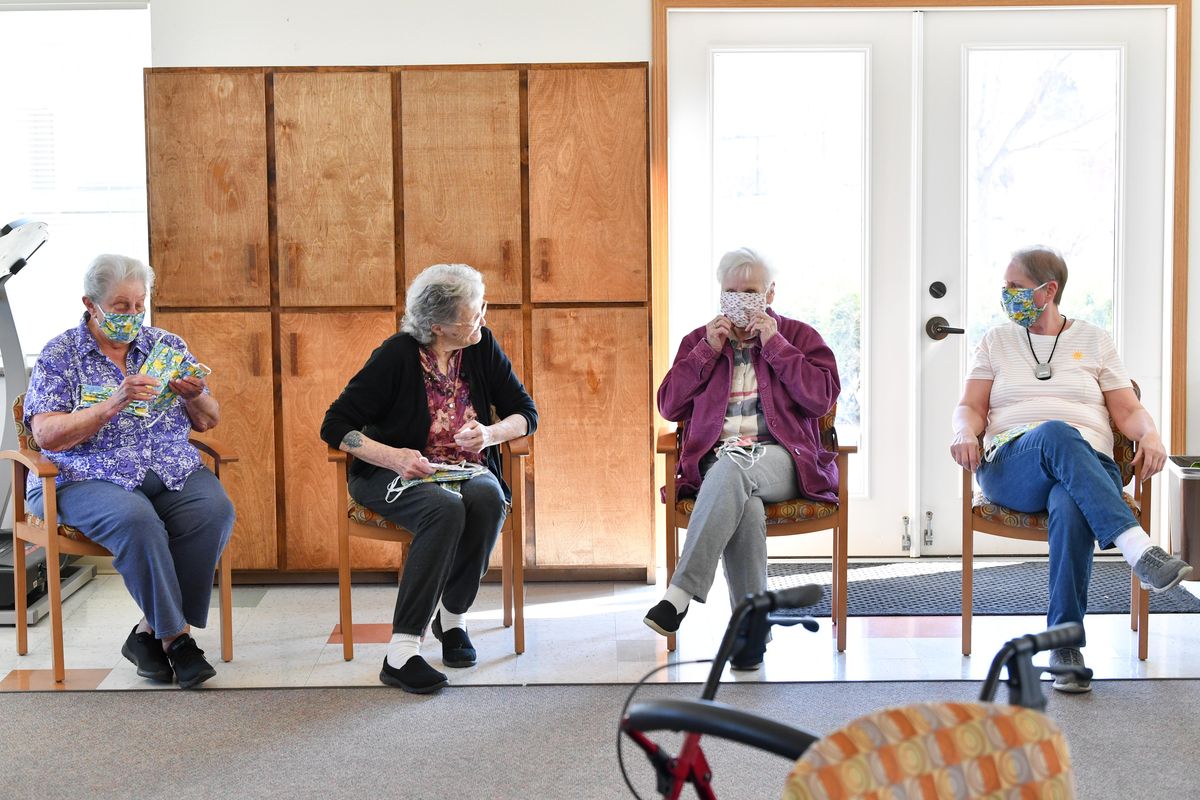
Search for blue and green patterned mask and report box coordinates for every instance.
[1000,283,1049,328]
[95,305,145,343]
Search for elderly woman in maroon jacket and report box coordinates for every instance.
[644,248,839,669]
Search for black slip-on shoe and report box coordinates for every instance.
[643,600,687,637]
[166,634,216,689]
[379,655,449,694]
[121,625,174,683]
[431,616,477,668]
[730,646,764,672]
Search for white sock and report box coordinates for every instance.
[438,602,467,632]
[1114,527,1154,567]
[664,585,691,614]
[385,633,421,669]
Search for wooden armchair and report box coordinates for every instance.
[328,436,530,661]
[962,384,1152,659]
[658,407,855,652]
[2,393,237,683]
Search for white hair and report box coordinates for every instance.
[716,247,773,287]
[400,263,485,345]
[83,254,155,304]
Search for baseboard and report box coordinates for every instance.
[225,565,653,585]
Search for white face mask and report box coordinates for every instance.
[715,436,767,470]
[719,291,767,328]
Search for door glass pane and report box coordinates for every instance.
[965,49,1119,349]
[709,50,866,492]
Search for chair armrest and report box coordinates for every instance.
[656,426,679,454]
[189,436,238,465]
[837,443,858,454]
[0,448,59,478]
[328,446,348,463]
[505,436,531,458]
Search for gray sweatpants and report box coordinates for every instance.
[672,444,799,608]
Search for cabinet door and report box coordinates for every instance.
[153,311,277,569]
[401,70,522,304]
[531,308,651,566]
[274,73,396,307]
[280,311,401,570]
[528,68,648,303]
[146,73,269,307]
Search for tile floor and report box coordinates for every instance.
[2,559,1199,692]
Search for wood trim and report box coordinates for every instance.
[228,566,652,584]
[146,63,648,76]
[651,0,1190,451]
[265,71,288,570]
[519,68,537,567]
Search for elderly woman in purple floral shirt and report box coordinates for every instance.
[321,263,537,694]
[25,254,234,689]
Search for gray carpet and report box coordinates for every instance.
[0,680,1194,799]
[767,559,1200,616]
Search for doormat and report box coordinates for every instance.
[765,560,1200,617]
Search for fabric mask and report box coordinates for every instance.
[719,291,767,328]
[1000,283,1049,329]
[95,305,145,343]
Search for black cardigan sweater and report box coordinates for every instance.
[320,327,538,501]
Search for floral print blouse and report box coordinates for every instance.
[23,317,204,494]
[418,346,485,465]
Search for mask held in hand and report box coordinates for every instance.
[719,291,767,329]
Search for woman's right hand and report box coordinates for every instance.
[106,375,162,412]
[950,432,982,473]
[705,315,733,352]
[391,448,438,479]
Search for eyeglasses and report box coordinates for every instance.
[442,300,487,330]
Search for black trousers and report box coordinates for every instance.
[350,469,507,635]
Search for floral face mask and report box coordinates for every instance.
[719,291,767,328]
[95,305,145,343]
[1000,282,1049,329]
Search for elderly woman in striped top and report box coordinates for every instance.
[951,246,1191,693]
[644,248,840,669]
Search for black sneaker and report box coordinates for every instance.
[643,600,687,636]
[431,615,477,668]
[166,634,217,689]
[120,625,173,683]
[379,655,449,694]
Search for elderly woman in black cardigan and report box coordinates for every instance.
[321,263,537,694]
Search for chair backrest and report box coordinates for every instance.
[1110,380,1141,487]
[677,402,839,453]
[783,701,1074,799]
[11,393,40,452]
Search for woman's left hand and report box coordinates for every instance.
[1132,431,1168,479]
[169,376,206,401]
[454,419,495,453]
[747,311,778,346]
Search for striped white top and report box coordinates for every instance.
[967,320,1130,457]
[720,344,774,444]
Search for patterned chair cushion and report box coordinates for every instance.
[973,492,1141,531]
[23,514,93,544]
[783,701,1074,799]
[347,498,412,536]
[676,497,838,524]
[12,394,41,453]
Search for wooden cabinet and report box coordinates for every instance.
[279,311,400,570]
[401,70,522,304]
[531,308,652,567]
[528,68,649,303]
[146,73,269,307]
[154,311,277,569]
[274,73,396,307]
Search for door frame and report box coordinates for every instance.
[650,0,1191,461]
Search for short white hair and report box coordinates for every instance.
[400,263,485,345]
[83,254,155,304]
[716,247,773,287]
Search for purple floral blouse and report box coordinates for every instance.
[23,317,204,494]
[418,346,484,465]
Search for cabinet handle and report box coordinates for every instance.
[536,238,550,282]
[500,240,513,281]
[249,332,263,377]
[245,244,260,287]
[285,243,300,288]
[288,332,299,376]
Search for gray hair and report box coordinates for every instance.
[401,263,485,345]
[716,247,773,287]
[1011,246,1068,304]
[83,254,155,304]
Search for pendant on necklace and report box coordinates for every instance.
[1034,363,1053,381]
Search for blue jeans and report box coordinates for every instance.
[27,469,235,639]
[976,420,1138,643]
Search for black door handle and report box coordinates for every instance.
[926,316,965,341]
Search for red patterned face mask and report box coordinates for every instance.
[719,291,767,328]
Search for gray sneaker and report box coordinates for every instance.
[1049,647,1092,694]
[1132,546,1194,592]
